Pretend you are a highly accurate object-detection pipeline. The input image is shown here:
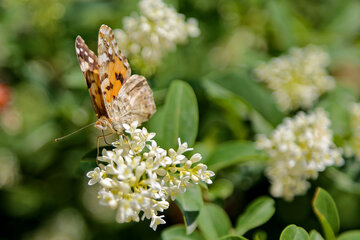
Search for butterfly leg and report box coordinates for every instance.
[102,130,111,145]
[96,132,113,165]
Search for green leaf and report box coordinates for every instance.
[198,203,232,240]
[204,71,285,127]
[219,235,248,240]
[235,196,275,235]
[266,0,296,49]
[161,225,204,240]
[337,230,360,240]
[326,1,360,40]
[202,78,250,139]
[161,80,199,149]
[312,188,340,240]
[205,141,267,172]
[175,185,203,234]
[309,230,324,240]
[250,110,274,135]
[325,167,360,198]
[316,86,356,138]
[280,225,309,240]
[145,106,165,143]
[3,185,43,217]
[207,178,234,200]
[253,230,267,240]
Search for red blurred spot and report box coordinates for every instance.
[0,83,11,111]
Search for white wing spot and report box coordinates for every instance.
[98,53,108,65]
[76,47,80,54]
[84,51,88,56]
[88,57,94,63]
[101,27,110,35]
[108,47,112,55]
[81,61,89,71]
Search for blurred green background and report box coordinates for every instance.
[1,0,360,239]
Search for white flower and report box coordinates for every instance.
[114,0,200,74]
[86,167,102,185]
[255,45,335,112]
[86,122,214,230]
[150,214,166,231]
[257,109,343,201]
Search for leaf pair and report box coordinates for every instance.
[163,196,275,240]
[280,187,360,240]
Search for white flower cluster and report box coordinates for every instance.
[255,45,335,112]
[349,103,360,159]
[256,109,343,201]
[86,122,214,230]
[114,0,200,73]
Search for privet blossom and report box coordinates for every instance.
[257,109,343,201]
[255,45,335,112]
[114,0,200,73]
[86,122,214,230]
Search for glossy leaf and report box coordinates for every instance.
[204,71,285,127]
[198,203,232,240]
[337,230,360,240]
[175,185,203,234]
[253,230,267,240]
[161,225,204,240]
[207,178,234,200]
[280,225,309,240]
[266,0,296,49]
[161,80,199,149]
[205,141,267,172]
[309,230,324,240]
[316,86,356,138]
[312,188,340,240]
[326,1,360,40]
[235,196,275,235]
[219,235,248,240]
[144,106,165,143]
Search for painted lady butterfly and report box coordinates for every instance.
[75,24,156,133]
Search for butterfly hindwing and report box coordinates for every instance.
[109,74,156,128]
[98,24,131,110]
[75,36,108,118]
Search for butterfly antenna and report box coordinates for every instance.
[55,122,95,142]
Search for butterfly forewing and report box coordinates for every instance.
[75,36,108,118]
[98,24,131,109]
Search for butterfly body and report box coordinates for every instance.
[75,25,156,133]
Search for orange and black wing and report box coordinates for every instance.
[75,36,108,118]
[97,24,131,113]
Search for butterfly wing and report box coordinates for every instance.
[98,24,131,114]
[97,24,155,131]
[75,36,108,119]
[109,74,156,130]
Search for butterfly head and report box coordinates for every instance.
[95,116,112,131]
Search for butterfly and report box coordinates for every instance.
[75,24,156,133]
